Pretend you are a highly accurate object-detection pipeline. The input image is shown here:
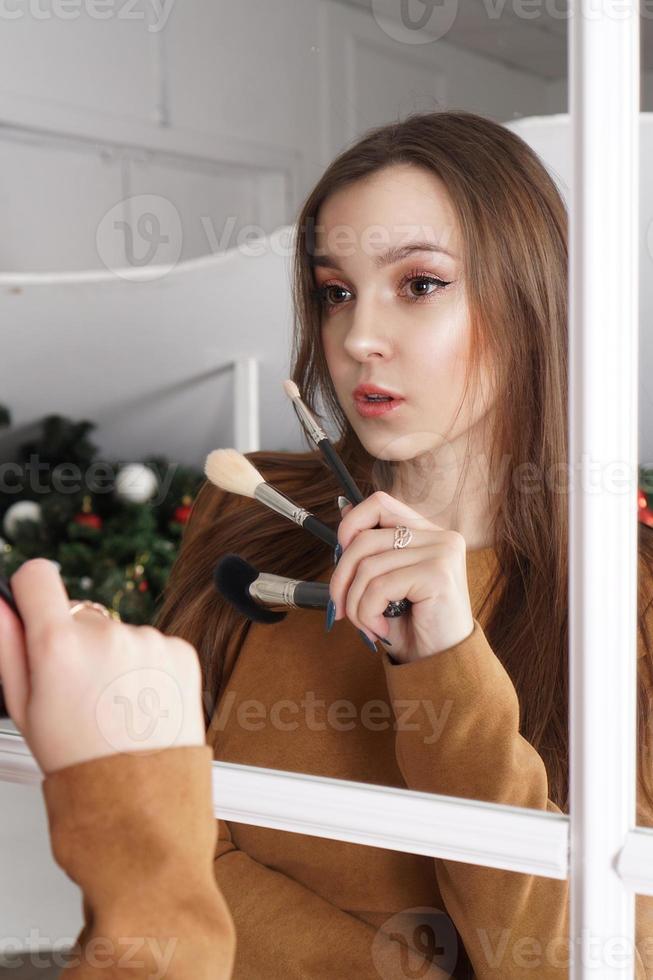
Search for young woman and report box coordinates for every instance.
[155,109,653,979]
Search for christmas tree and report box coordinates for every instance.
[0,404,205,683]
[640,467,653,527]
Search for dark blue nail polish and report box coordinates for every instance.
[333,543,342,565]
[372,631,392,646]
[325,597,336,632]
[358,628,377,652]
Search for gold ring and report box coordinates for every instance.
[69,600,119,622]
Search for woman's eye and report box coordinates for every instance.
[399,270,453,301]
[313,274,451,313]
[405,276,446,299]
[318,284,352,308]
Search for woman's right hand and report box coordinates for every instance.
[0,558,206,775]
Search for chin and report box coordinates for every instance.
[367,431,442,461]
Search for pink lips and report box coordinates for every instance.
[352,382,404,400]
[353,393,405,418]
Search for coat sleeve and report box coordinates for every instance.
[40,744,236,980]
[380,614,653,980]
[212,814,457,979]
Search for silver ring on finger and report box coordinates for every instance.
[393,525,413,550]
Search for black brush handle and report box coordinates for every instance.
[302,515,338,548]
[317,439,365,505]
[0,576,21,718]
[294,581,330,609]
[0,575,21,622]
[316,438,412,618]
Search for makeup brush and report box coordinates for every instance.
[213,554,329,623]
[0,574,21,622]
[283,380,364,505]
[213,554,391,651]
[282,379,411,619]
[0,575,21,718]
[204,449,338,550]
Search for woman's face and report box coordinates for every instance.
[313,163,496,467]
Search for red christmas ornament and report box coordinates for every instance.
[639,507,653,528]
[138,580,149,593]
[73,512,103,530]
[173,503,192,525]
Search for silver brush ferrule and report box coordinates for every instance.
[250,573,300,608]
[255,483,311,525]
[291,398,327,445]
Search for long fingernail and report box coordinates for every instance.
[372,631,392,646]
[325,597,336,632]
[358,628,377,652]
[333,543,342,565]
[337,495,351,515]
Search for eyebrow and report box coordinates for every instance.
[310,240,458,270]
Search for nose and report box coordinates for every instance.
[342,295,393,362]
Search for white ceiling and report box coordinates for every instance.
[334,0,653,81]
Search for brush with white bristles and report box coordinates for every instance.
[282,379,364,506]
[282,378,412,621]
[204,448,338,549]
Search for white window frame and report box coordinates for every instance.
[0,3,646,976]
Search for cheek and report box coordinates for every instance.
[320,327,346,387]
[412,318,469,388]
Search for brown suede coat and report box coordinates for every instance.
[208,547,653,978]
[39,546,653,979]
[42,744,235,978]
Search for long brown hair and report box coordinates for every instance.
[153,109,653,816]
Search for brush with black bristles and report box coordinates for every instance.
[282,379,411,619]
[213,554,329,624]
[204,448,338,550]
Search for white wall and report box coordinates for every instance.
[0,759,83,967]
[548,70,653,115]
[505,113,653,467]
[0,0,554,275]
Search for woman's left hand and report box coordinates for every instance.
[329,490,475,663]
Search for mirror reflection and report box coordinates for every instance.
[2,1,648,977]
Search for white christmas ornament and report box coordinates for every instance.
[114,464,158,504]
[3,500,42,540]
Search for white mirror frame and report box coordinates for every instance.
[0,3,647,976]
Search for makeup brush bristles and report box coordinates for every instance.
[283,379,300,400]
[204,448,265,498]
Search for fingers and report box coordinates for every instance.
[10,559,73,647]
[0,559,73,730]
[342,545,434,628]
[336,490,438,551]
[331,527,433,619]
